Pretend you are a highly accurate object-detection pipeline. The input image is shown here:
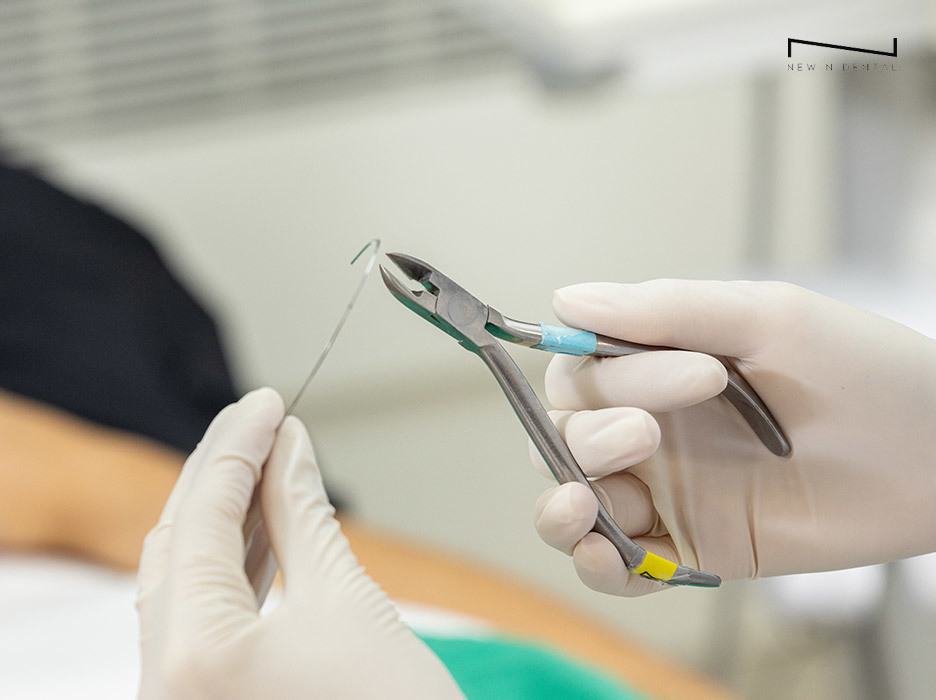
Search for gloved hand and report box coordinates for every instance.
[137,388,465,699]
[530,280,936,597]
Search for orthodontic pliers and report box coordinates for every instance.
[380,253,791,588]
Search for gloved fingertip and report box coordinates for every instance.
[535,481,595,519]
[695,354,729,395]
[532,485,560,522]
[565,407,660,475]
[572,532,630,594]
[239,386,285,423]
[280,412,317,447]
[267,418,328,512]
[563,481,599,518]
[182,389,284,490]
[643,410,662,448]
[534,482,598,556]
[544,357,587,410]
[552,283,610,325]
[574,531,613,561]
[552,285,577,310]
[543,356,567,408]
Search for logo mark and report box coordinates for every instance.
[787,38,897,58]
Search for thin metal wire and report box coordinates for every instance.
[283,238,380,418]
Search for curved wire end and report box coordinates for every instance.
[282,238,382,419]
[351,238,381,268]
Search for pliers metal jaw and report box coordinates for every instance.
[378,252,497,353]
[382,253,776,588]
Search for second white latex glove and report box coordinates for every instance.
[137,388,464,699]
[531,280,936,597]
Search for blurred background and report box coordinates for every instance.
[2,1,936,698]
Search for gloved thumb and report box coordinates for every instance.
[553,279,775,358]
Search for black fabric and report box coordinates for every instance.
[0,163,239,453]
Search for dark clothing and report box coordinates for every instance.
[0,163,238,453]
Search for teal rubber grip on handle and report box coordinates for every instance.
[532,324,598,356]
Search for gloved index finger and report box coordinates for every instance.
[137,401,239,605]
[553,280,773,358]
[167,388,284,626]
[545,351,727,414]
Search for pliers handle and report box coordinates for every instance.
[476,339,719,586]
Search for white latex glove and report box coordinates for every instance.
[531,280,936,597]
[137,388,464,699]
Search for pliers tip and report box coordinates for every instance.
[379,263,437,317]
[385,252,438,289]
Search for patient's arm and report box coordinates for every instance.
[0,389,183,569]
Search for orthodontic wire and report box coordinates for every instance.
[282,238,380,420]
